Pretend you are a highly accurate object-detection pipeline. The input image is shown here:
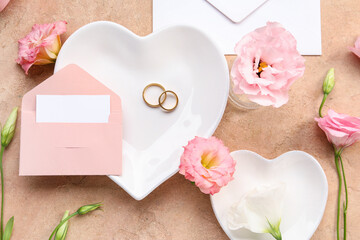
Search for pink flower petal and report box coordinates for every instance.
[16,21,67,74]
[231,22,305,108]
[0,0,10,12]
[350,36,360,58]
[178,137,236,195]
[315,109,360,149]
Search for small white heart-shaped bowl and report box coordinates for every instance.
[55,21,229,200]
[211,150,328,240]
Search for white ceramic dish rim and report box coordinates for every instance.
[55,21,230,200]
[210,150,328,240]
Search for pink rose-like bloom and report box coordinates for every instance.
[0,0,10,12]
[315,109,360,149]
[349,36,360,58]
[16,21,67,74]
[179,136,236,195]
[231,22,305,108]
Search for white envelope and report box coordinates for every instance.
[153,0,321,55]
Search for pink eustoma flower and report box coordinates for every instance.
[349,36,360,58]
[315,109,360,150]
[0,0,10,12]
[179,136,236,195]
[16,21,67,74]
[231,22,305,108]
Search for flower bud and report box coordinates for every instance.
[55,210,69,240]
[76,203,102,215]
[323,68,335,95]
[1,107,18,148]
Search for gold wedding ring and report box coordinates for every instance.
[158,90,178,112]
[142,83,179,112]
[142,83,167,108]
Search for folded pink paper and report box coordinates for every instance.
[19,64,122,176]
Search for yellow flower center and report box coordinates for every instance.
[201,152,219,169]
[258,61,268,73]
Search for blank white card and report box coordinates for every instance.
[36,95,111,123]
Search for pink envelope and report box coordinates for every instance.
[19,64,122,176]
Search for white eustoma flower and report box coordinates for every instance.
[227,183,286,240]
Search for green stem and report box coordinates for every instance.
[334,151,342,240]
[0,145,5,239]
[49,212,78,240]
[272,234,282,240]
[339,155,348,240]
[266,218,282,240]
[319,93,328,117]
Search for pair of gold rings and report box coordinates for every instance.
[142,83,179,112]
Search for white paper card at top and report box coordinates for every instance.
[206,0,269,23]
[36,95,111,123]
[153,0,321,55]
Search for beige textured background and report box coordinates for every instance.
[1,0,360,239]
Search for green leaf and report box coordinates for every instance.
[3,216,14,240]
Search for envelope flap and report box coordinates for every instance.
[22,64,121,115]
[206,0,269,23]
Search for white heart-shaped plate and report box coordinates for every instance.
[54,21,229,200]
[211,150,328,240]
